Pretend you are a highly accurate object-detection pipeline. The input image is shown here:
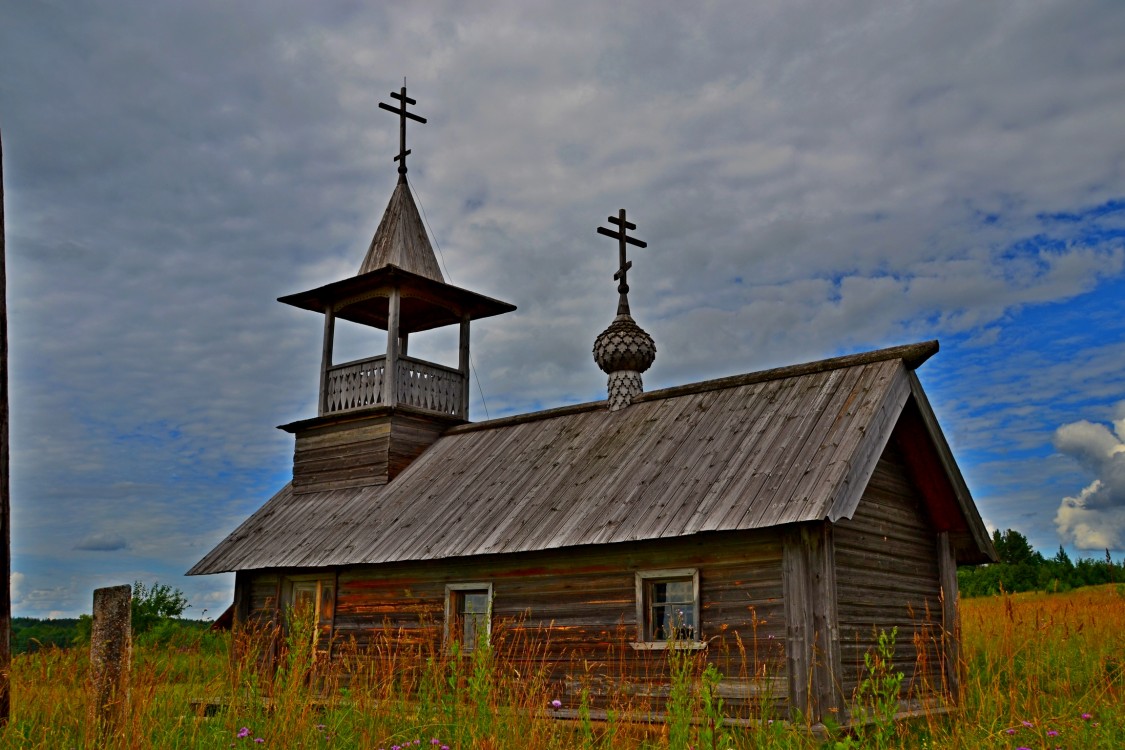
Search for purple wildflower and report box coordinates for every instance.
[238,728,251,739]
[1048,730,1059,737]
[254,740,264,745]
[1082,713,1092,720]
[1006,729,1016,735]
[1021,721,1033,728]
[550,699,563,709]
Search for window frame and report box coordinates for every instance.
[632,568,705,651]
[280,574,336,631]
[444,582,493,651]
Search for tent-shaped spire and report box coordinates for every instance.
[358,178,444,282]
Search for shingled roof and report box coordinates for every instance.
[358,178,444,281]
[189,340,993,575]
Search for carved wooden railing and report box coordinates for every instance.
[396,356,465,417]
[323,355,465,417]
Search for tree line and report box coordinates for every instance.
[10,581,202,654]
[958,529,1123,598]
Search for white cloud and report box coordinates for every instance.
[10,572,25,605]
[1054,402,1125,550]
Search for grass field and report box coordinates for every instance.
[2,585,1122,749]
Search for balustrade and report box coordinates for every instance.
[323,355,465,417]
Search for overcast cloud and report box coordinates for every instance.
[1,0,1123,617]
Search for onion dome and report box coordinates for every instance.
[594,314,656,375]
[593,209,656,411]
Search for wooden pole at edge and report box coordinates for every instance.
[0,125,12,725]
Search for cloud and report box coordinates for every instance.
[74,533,129,552]
[1,0,1124,614]
[1054,401,1125,549]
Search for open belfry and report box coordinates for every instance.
[275,87,514,489]
[191,87,995,726]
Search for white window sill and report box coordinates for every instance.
[629,640,707,651]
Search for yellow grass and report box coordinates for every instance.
[1,584,1122,748]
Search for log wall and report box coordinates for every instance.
[833,438,945,704]
[242,530,790,715]
[291,410,451,494]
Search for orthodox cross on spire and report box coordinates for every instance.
[597,208,647,316]
[378,84,427,181]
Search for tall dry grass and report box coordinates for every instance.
[2,585,1122,749]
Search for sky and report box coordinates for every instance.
[1,0,1123,619]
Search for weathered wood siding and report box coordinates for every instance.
[833,439,944,702]
[244,530,789,714]
[292,411,450,494]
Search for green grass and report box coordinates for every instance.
[2,585,1122,748]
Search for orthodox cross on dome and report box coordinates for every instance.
[597,208,647,316]
[378,84,427,180]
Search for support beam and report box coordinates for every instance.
[318,304,335,416]
[783,524,843,724]
[382,287,401,406]
[458,317,470,420]
[937,531,961,701]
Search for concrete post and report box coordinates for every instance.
[89,585,132,735]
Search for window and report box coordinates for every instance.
[445,583,493,650]
[634,569,703,650]
[281,576,335,633]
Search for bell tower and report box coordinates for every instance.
[278,86,515,492]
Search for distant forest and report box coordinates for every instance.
[958,529,1123,597]
[11,617,84,654]
[10,581,207,654]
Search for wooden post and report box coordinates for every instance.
[382,287,400,406]
[0,125,10,726]
[89,585,132,737]
[458,317,470,420]
[807,524,843,722]
[783,524,843,725]
[318,304,335,416]
[782,528,810,719]
[937,532,961,701]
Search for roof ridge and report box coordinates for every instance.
[635,340,938,403]
[447,340,938,435]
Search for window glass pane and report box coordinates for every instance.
[318,583,335,625]
[461,592,489,616]
[463,612,487,645]
[451,588,490,650]
[646,576,696,641]
[652,580,693,604]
